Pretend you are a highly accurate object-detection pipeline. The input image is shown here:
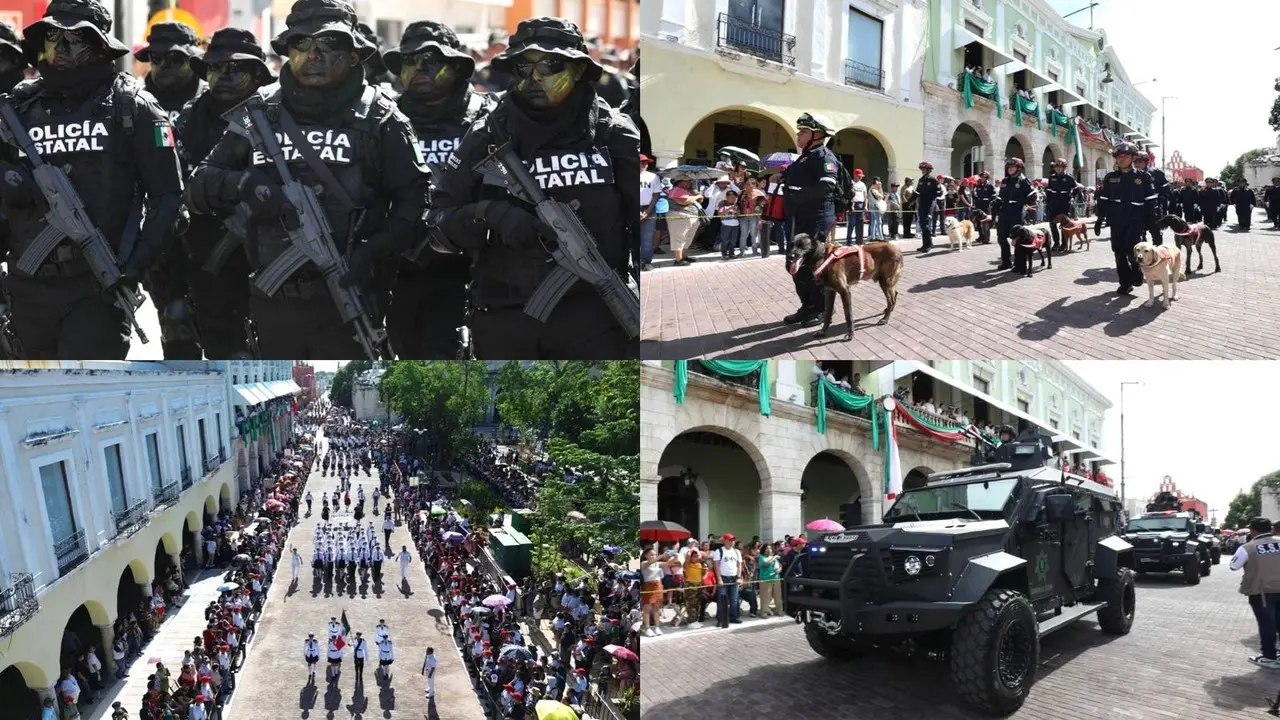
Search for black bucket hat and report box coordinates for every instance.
[190,28,275,82]
[383,20,474,77]
[270,0,375,61]
[489,17,603,84]
[22,0,131,64]
[134,21,201,62]
[0,21,24,64]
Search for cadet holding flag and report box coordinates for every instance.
[0,0,184,358]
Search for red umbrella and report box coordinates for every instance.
[639,519,691,543]
[603,644,638,662]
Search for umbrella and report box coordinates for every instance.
[232,554,251,563]
[483,594,511,608]
[806,518,844,532]
[443,531,466,543]
[469,606,491,616]
[603,644,638,662]
[566,510,588,523]
[616,571,640,581]
[639,519,691,543]
[264,499,286,511]
[655,164,725,182]
[499,644,534,661]
[717,145,760,166]
[534,700,579,720]
[763,151,798,170]
[430,507,448,516]
[216,582,240,593]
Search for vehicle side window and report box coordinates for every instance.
[1096,498,1113,530]
[1074,492,1091,513]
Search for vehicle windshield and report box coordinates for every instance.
[885,478,1019,520]
[1125,517,1190,532]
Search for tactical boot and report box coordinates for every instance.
[783,308,808,324]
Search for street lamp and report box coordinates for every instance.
[1160,96,1178,169]
[1119,381,1142,506]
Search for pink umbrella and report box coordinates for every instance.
[603,644,638,662]
[806,518,844,532]
[482,594,511,608]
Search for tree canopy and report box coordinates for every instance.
[1219,147,1272,188]
[379,361,492,459]
[1223,470,1280,530]
[329,360,372,408]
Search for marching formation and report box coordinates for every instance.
[0,0,640,360]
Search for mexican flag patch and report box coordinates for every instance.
[154,122,176,148]
[824,161,837,173]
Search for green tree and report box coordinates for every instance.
[330,360,372,408]
[1220,147,1272,189]
[379,361,491,459]
[1222,470,1280,530]
[495,360,640,457]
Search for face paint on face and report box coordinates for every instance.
[206,61,259,104]
[40,27,102,70]
[512,49,585,108]
[287,33,359,87]
[149,50,194,89]
[399,50,458,102]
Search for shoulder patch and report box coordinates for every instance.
[153,120,176,148]
[824,161,837,173]
[446,152,461,169]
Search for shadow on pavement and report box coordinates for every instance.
[906,264,1022,293]
[1017,292,1141,342]
[638,318,801,360]
[1203,671,1277,712]
[298,683,316,716]
[323,682,342,712]
[378,671,396,717]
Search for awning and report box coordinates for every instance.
[232,383,269,407]
[1056,86,1088,108]
[264,379,302,398]
[252,382,275,401]
[953,27,1019,69]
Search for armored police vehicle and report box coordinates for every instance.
[787,422,1135,716]
[1121,491,1211,583]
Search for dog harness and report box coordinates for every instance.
[813,245,866,277]
[1018,229,1046,250]
[1139,245,1175,269]
[1172,223,1204,241]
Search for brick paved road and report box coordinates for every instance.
[640,209,1280,359]
[640,564,1278,720]
[229,431,484,720]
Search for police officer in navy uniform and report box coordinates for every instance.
[175,28,275,358]
[973,169,995,240]
[1044,158,1077,251]
[1230,179,1255,232]
[780,112,839,326]
[1178,177,1202,224]
[912,161,942,251]
[995,157,1035,272]
[1096,142,1154,293]
[382,21,494,358]
[1198,178,1220,229]
[1265,177,1280,230]
[427,17,639,359]
[1213,178,1230,230]
[0,0,184,359]
[1132,149,1168,244]
[188,0,428,358]
[0,20,28,358]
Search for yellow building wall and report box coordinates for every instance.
[641,42,925,182]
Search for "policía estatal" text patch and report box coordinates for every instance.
[526,150,614,190]
[24,121,110,155]
[251,127,356,166]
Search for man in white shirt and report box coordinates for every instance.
[291,548,302,584]
[352,631,368,683]
[639,154,660,270]
[713,532,744,629]
[705,176,738,216]
[398,545,412,584]
[421,647,437,699]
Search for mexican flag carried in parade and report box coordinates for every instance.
[334,610,351,649]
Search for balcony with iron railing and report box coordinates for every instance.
[55,530,88,576]
[219,446,228,464]
[688,361,759,392]
[716,12,796,66]
[156,480,179,506]
[113,499,149,538]
[843,59,885,91]
[0,572,38,639]
[204,453,219,474]
[180,465,193,490]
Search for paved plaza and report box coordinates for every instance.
[228,433,484,720]
[640,209,1280,359]
[639,565,1276,720]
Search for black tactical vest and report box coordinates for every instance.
[4,74,141,271]
[232,85,394,273]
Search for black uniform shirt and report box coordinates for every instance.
[914,174,942,207]
[1044,172,1076,213]
[782,142,838,212]
[995,174,1035,218]
[1097,168,1155,224]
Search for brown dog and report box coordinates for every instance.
[786,233,902,341]
[1052,213,1090,251]
[1151,214,1220,274]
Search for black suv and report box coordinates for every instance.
[786,437,1135,716]
[1122,512,1211,583]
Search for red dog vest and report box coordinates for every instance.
[813,245,866,278]
[1173,223,1204,241]
[1018,229,1046,250]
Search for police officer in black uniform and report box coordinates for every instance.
[1132,149,1168,244]
[994,157,1035,271]
[0,20,28,358]
[175,28,275,358]
[973,169,995,242]
[0,0,184,358]
[913,161,942,252]
[1178,177,1201,224]
[1265,177,1280,230]
[382,21,494,358]
[781,112,839,326]
[1096,142,1154,294]
[355,22,397,94]
[427,17,639,359]
[1214,178,1230,230]
[1199,178,1220,229]
[1044,157,1076,251]
[188,0,428,358]
[1231,179,1255,231]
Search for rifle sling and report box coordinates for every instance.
[274,107,358,213]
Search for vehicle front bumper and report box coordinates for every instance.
[786,585,966,634]
[1132,548,1196,571]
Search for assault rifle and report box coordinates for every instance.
[202,203,252,274]
[0,269,23,358]
[473,142,639,338]
[238,96,390,360]
[0,99,149,343]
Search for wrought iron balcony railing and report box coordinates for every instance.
[181,465,193,490]
[0,572,38,639]
[156,480,179,506]
[219,446,228,464]
[113,499,149,538]
[844,59,885,91]
[716,12,796,66]
[55,530,88,576]
[204,454,219,474]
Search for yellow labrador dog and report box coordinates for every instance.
[1133,241,1185,309]
[942,216,978,251]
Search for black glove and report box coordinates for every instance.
[0,162,36,208]
[1093,218,1103,235]
[479,200,554,248]
[339,231,400,288]
[237,169,297,227]
[121,239,158,283]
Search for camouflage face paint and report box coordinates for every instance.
[41,27,101,70]
[400,51,457,102]
[512,50,586,109]
[149,51,194,89]
[287,33,358,87]
[207,62,258,104]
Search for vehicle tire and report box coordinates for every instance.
[1183,555,1201,585]
[1201,554,1212,577]
[1211,549,1221,565]
[804,622,862,661]
[1095,568,1135,635]
[949,588,1040,716]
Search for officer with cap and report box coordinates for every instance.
[355,22,396,94]
[1044,158,1077,251]
[135,22,205,122]
[427,17,639,359]
[1265,177,1280,230]
[1231,178,1255,232]
[176,28,275,358]
[1096,141,1153,293]
[0,0,184,358]
[1132,149,1168,243]
[0,22,28,93]
[995,157,1035,271]
[780,112,838,326]
[383,21,494,358]
[912,161,942,251]
[188,0,428,358]
[972,169,995,242]
[589,39,633,111]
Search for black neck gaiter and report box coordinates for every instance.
[38,61,115,99]
[145,73,202,113]
[279,64,366,123]
[503,81,593,160]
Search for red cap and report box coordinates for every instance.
[584,638,593,643]
[483,641,492,646]
[721,533,735,541]
[504,683,514,690]
[483,649,493,656]
[512,692,523,701]
[639,154,652,164]
[853,169,863,177]
[574,667,587,674]
[194,695,205,701]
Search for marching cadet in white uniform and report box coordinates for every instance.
[421,647,437,700]
[327,617,343,640]
[374,619,390,645]
[376,635,395,681]
[303,633,321,683]
[326,634,344,682]
[291,547,302,583]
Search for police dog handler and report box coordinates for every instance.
[427,17,640,359]
[1230,516,1280,670]
[1,0,183,359]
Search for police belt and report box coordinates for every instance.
[251,269,325,300]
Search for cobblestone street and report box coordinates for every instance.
[640,210,1280,360]
[640,565,1277,720]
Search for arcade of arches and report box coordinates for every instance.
[944,119,1115,185]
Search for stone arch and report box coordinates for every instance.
[74,598,112,627]
[801,428,879,525]
[800,450,869,528]
[219,481,232,511]
[950,121,992,178]
[656,464,709,540]
[185,510,203,533]
[203,493,218,516]
[125,556,153,586]
[0,661,51,718]
[651,420,773,492]
[682,106,796,166]
[1094,154,1109,185]
[656,426,770,539]
[1041,143,1064,178]
[832,126,896,183]
[904,466,935,490]
[157,530,181,556]
[116,562,148,629]
[1003,133,1031,164]
[2,660,53,690]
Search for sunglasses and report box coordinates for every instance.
[208,60,259,76]
[288,35,351,54]
[150,52,190,68]
[512,56,568,78]
[400,50,445,69]
[44,28,88,44]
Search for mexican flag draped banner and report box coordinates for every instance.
[672,360,771,416]
[335,610,351,649]
[883,405,903,501]
[961,72,1003,119]
[814,377,880,450]
[1068,121,1084,169]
